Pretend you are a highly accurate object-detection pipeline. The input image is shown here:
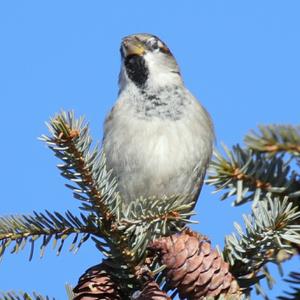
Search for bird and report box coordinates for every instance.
[102,33,214,207]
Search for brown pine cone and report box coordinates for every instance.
[149,230,241,300]
[73,263,121,300]
[133,280,171,300]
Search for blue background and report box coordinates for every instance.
[0,1,299,299]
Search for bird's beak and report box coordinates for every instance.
[121,37,145,57]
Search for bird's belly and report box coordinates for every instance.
[105,118,206,203]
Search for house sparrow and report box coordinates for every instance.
[103,34,214,206]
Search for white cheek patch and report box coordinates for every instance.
[144,52,182,88]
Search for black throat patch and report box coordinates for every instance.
[124,54,148,87]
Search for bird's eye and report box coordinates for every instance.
[147,38,159,51]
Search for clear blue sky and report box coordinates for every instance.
[0,1,299,299]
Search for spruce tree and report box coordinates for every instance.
[1,112,299,299]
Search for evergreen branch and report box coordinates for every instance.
[0,282,73,300]
[207,145,300,205]
[40,111,120,221]
[87,195,198,298]
[0,211,98,260]
[245,125,300,156]
[0,291,53,300]
[92,196,196,267]
[224,195,300,280]
[277,272,300,300]
[40,112,143,269]
[64,284,75,300]
[118,196,196,262]
[122,195,195,226]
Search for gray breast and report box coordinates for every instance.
[134,86,191,121]
[103,86,214,204]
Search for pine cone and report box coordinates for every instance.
[73,263,121,300]
[133,280,171,300]
[150,230,241,300]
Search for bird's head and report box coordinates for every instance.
[119,34,182,91]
